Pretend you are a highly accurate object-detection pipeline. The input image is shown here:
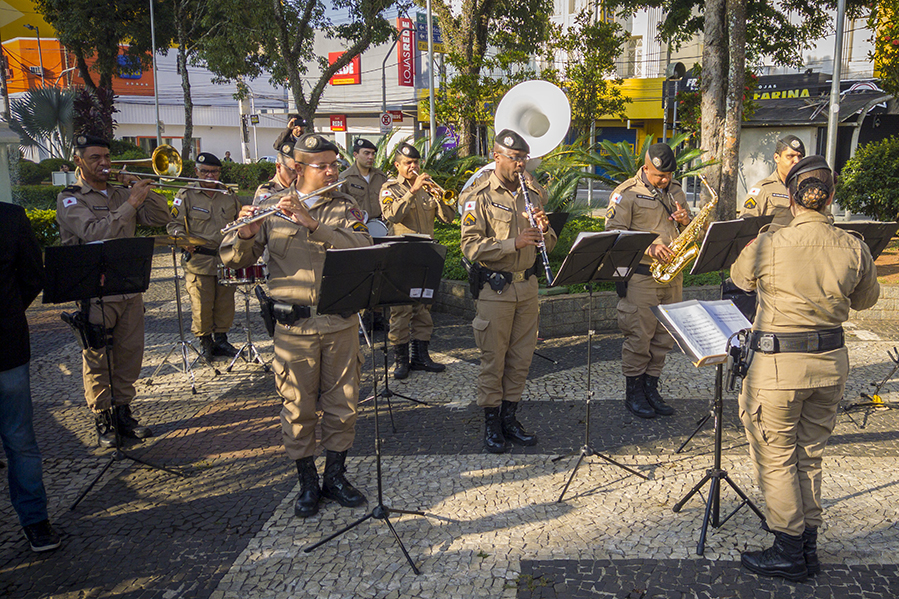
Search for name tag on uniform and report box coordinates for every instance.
[350,183,364,190]
[772,193,788,199]
[636,194,655,200]
[90,205,109,211]
[192,206,210,214]
[491,202,512,212]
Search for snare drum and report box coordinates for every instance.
[366,218,389,238]
[217,261,267,285]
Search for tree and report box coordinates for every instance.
[8,87,75,159]
[837,135,899,220]
[870,0,899,97]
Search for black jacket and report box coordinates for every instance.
[0,203,44,371]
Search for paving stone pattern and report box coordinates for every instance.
[2,247,899,598]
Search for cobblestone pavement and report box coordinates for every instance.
[2,247,899,598]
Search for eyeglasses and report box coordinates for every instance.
[301,161,341,172]
[496,152,529,164]
[197,169,222,177]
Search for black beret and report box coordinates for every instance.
[353,137,377,152]
[777,135,806,156]
[294,133,339,154]
[647,143,677,172]
[785,155,831,188]
[74,134,109,149]
[395,142,420,159]
[195,152,222,167]
[273,129,296,156]
[494,129,529,153]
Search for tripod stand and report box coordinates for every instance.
[226,284,270,373]
[42,238,185,510]
[147,245,220,393]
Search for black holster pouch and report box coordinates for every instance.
[615,281,628,298]
[255,286,276,337]
[462,256,482,299]
[722,278,757,323]
[486,270,512,293]
[61,301,108,350]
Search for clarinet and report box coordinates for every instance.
[518,172,554,286]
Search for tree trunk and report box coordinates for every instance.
[700,0,728,214]
[720,0,747,221]
[178,45,194,160]
[74,52,97,91]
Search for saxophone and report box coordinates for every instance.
[649,174,718,284]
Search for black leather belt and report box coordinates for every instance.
[749,327,844,354]
[272,303,312,326]
[193,246,218,257]
[633,264,652,276]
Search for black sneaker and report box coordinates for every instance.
[23,520,61,552]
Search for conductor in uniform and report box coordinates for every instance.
[739,135,805,226]
[254,131,298,207]
[56,134,171,447]
[460,130,557,454]
[220,133,372,519]
[340,138,389,222]
[731,156,879,581]
[167,152,243,361]
[605,143,691,419]
[380,142,456,378]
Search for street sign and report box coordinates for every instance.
[379,112,392,134]
[249,114,260,125]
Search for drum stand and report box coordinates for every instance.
[226,284,270,373]
[146,247,219,394]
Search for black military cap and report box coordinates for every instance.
[273,129,296,156]
[353,137,377,152]
[494,129,529,153]
[785,155,831,188]
[395,142,420,159]
[647,143,677,172]
[777,135,806,156]
[73,134,109,149]
[295,133,339,154]
[196,152,222,167]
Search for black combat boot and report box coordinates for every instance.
[199,335,215,362]
[410,339,445,372]
[741,530,808,582]
[625,376,656,419]
[94,410,116,448]
[803,526,820,575]
[393,343,410,380]
[321,450,366,507]
[294,456,321,518]
[212,333,239,358]
[115,405,153,439]
[500,400,537,446]
[484,407,509,454]
[642,374,675,416]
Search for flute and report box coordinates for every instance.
[517,172,554,286]
[220,180,344,234]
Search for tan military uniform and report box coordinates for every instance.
[460,172,557,408]
[340,162,389,220]
[167,185,243,337]
[56,181,171,411]
[605,171,690,378]
[731,210,880,536]
[220,191,372,460]
[380,177,457,344]
[253,178,289,208]
[740,171,793,226]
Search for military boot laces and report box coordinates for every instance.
[642,374,675,416]
[410,340,445,372]
[483,407,509,454]
[500,400,537,446]
[625,376,655,419]
[321,450,366,507]
[741,531,808,582]
[294,457,321,518]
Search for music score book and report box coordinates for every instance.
[652,299,751,367]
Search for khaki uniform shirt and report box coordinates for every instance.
[253,178,289,208]
[220,191,372,334]
[605,171,689,266]
[340,162,389,220]
[731,211,880,389]
[740,171,793,226]
[460,171,558,275]
[380,177,456,237]
[167,184,242,276]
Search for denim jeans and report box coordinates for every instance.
[0,363,48,527]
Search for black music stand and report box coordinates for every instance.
[304,240,446,575]
[43,238,184,509]
[661,218,767,555]
[552,230,656,502]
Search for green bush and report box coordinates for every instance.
[13,160,52,185]
[221,161,276,191]
[13,185,64,209]
[25,208,60,247]
[40,158,75,173]
[837,136,899,221]
[110,139,147,158]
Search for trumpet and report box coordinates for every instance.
[221,180,345,234]
[412,168,456,206]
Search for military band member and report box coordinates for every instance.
[380,142,456,379]
[605,143,692,419]
[254,130,298,207]
[340,137,388,221]
[56,134,171,447]
[733,156,879,581]
[220,134,372,519]
[167,153,243,361]
[740,135,805,226]
[460,130,557,454]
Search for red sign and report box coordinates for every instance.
[328,52,361,86]
[330,115,347,132]
[397,18,415,87]
[388,110,403,123]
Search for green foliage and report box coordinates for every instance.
[433,220,468,281]
[40,158,76,173]
[25,208,60,248]
[674,65,759,138]
[870,0,899,97]
[592,132,715,186]
[13,161,53,185]
[836,136,899,221]
[8,87,75,159]
[220,161,276,191]
[110,139,147,158]
[73,87,118,139]
[534,136,603,215]
[13,185,64,209]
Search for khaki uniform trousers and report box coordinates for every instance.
[617,272,681,377]
[184,272,237,337]
[738,381,844,536]
[272,321,362,461]
[83,295,145,412]
[472,280,539,409]
[388,303,433,345]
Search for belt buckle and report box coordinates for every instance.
[511,271,526,283]
[758,334,776,353]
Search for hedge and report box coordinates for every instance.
[13,185,64,209]
[13,161,53,185]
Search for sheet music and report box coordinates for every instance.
[655,300,750,363]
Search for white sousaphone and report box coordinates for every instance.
[459,80,571,213]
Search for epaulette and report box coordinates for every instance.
[63,184,80,193]
[258,182,274,190]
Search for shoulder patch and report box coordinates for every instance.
[62,197,77,208]
[606,205,616,219]
[173,197,183,206]
[462,212,476,227]
[748,187,760,196]
[611,193,622,204]
[348,207,365,222]
[743,198,757,210]
[351,221,369,232]
[382,195,394,205]
[463,200,476,213]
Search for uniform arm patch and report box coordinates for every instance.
[352,221,369,232]
[606,205,616,219]
[62,197,77,208]
[463,213,476,226]
[743,198,757,210]
[382,195,394,205]
[349,207,365,222]
[463,200,476,212]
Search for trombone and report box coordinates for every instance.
[105,144,238,192]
